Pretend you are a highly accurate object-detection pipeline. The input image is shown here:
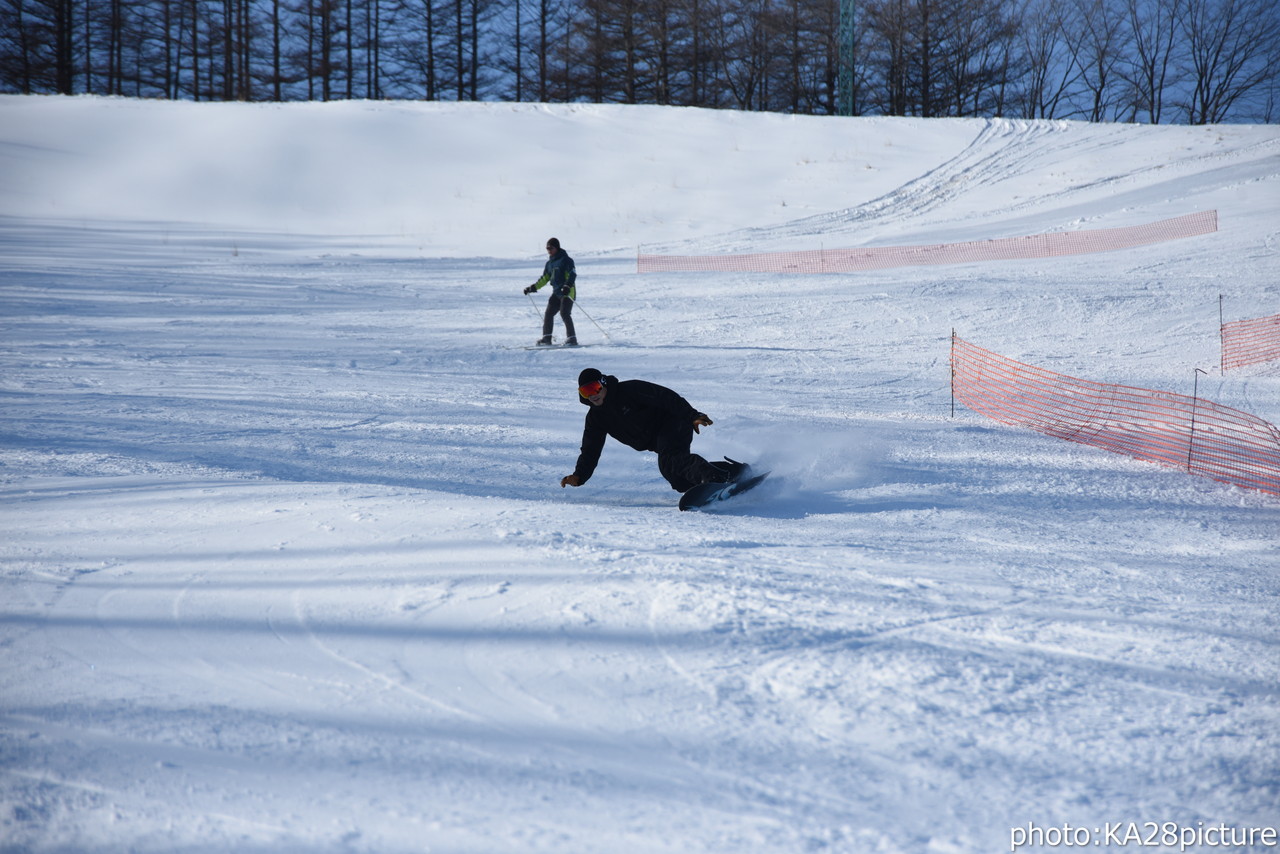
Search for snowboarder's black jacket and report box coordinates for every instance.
[572,375,706,484]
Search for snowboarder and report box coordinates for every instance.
[560,368,745,494]
[523,237,577,346]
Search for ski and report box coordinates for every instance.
[519,343,591,350]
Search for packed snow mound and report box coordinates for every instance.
[3,96,1276,257]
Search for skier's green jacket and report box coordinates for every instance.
[529,248,577,300]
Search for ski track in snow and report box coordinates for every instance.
[685,118,1280,254]
[0,97,1278,853]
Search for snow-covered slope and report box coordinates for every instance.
[1,96,1277,854]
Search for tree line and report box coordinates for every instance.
[2,0,1277,123]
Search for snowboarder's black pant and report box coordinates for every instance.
[654,418,721,492]
[542,294,576,341]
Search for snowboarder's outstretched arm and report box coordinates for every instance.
[565,417,607,486]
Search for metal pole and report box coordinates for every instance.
[1219,294,1225,372]
[1187,368,1206,472]
[574,301,613,342]
[950,329,956,418]
[838,0,856,117]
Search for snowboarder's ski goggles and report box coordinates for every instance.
[578,380,604,398]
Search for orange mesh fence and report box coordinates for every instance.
[638,211,1218,274]
[950,335,1280,497]
[1222,311,1280,371]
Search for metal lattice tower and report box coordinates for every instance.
[838,0,855,116]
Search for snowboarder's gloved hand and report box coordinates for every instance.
[561,474,582,488]
[523,285,536,295]
[692,414,713,434]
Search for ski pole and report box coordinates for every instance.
[573,301,613,342]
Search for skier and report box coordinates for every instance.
[560,368,745,494]
[523,237,577,346]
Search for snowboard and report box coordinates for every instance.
[678,468,770,511]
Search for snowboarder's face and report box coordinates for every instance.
[579,379,607,406]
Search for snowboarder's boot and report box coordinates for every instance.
[707,457,747,483]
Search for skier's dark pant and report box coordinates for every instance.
[542,294,576,341]
[654,418,720,492]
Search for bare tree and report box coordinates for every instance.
[508,0,523,99]
[535,0,562,99]
[862,0,916,115]
[637,0,676,104]
[0,0,1275,121]
[1016,0,1078,117]
[1179,0,1280,123]
[393,0,440,98]
[0,0,76,93]
[1060,0,1130,121]
[1120,0,1181,122]
[943,0,1020,116]
[715,0,780,110]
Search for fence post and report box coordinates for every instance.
[1188,368,1207,472]
[950,330,956,418]
[1219,295,1225,372]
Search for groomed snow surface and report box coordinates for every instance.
[1,97,1278,853]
